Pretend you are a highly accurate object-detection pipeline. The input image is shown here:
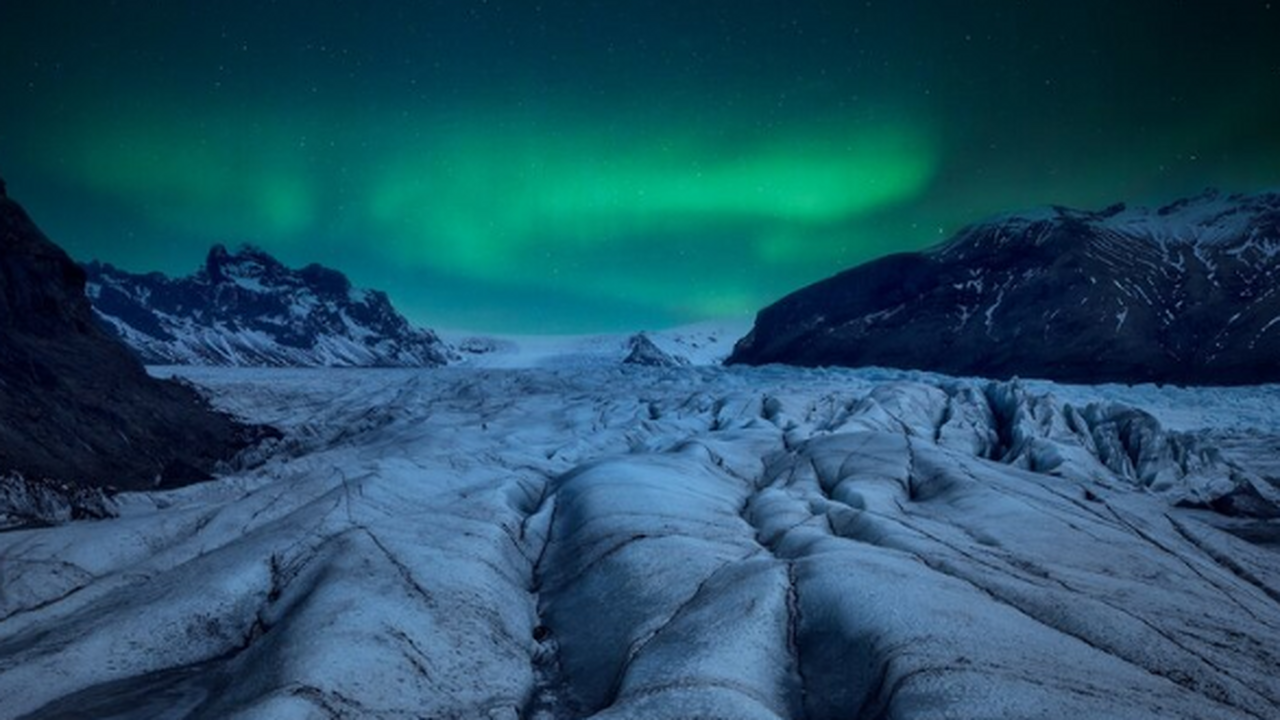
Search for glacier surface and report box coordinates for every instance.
[2,366,1279,719]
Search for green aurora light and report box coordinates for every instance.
[1,1,1277,331]
[49,103,939,322]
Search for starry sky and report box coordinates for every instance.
[2,1,1278,332]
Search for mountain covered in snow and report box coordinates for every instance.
[84,245,451,367]
[730,190,1280,385]
[622,332,691,367]
[442,319,749,369]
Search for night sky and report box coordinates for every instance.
[2,1,1278,332]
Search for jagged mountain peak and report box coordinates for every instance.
[203,243,289,283]
[622,332,690,368]
[198,244,372,303]
[85,245,450,367]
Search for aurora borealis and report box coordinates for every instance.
[2,2,1278,331]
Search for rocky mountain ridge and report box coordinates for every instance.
[85,245,451,367]
[730,189,1280,385]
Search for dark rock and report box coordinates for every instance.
[622,332,689,368]
[729,190,1280,385]
[84,245,451,367]
[0,192,259,508]
[456,336,504,356]
[1204,482,1280,520]
[0,473,118,530]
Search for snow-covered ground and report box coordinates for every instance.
[2,364,1280,719]
[438,319,751,368]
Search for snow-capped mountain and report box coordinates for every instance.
[621,332,691,367]
[441,319,750,369]
[730,189,1280,385]
[84,245,451,367]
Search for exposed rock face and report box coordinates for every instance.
[622,332,689,368]
[0,193,257,518]
[0,475,116,529]
[84,245,451,367]
[729,190,1280,385]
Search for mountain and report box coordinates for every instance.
[84,245,451,367]
[729,189,1280,385]
[441,320,749,369]
[621,332,691,367]
[0,188,257,527]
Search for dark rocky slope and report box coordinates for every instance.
[0,190,258,525]
[729,190,1280,385]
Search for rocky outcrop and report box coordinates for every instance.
[622,332,689,368]
[0,191,259,522]
[729,190,1280,385]
[0,474,116,529]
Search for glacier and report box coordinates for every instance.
[1,365,1279,719]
